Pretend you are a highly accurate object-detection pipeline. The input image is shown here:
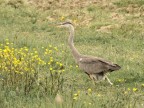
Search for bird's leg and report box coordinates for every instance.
[89,74,97,85]
[105,75,113,85]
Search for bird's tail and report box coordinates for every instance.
[110,64,121,72]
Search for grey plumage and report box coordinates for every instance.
[59,22,121,85]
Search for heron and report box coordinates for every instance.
[58,22,121,85]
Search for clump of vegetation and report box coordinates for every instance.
[0,39,65,95]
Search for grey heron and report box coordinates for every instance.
[58,22,121,85]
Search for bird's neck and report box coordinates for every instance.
[68,25,81,61]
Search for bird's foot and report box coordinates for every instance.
[109,82,113,86]
[105,75,113,86]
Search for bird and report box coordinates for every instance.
[58,22,121,85]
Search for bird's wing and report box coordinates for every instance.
[78,57,121,74]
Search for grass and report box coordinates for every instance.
[0,0,144,108]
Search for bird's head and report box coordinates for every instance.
[58,22,73,28]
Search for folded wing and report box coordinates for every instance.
[78,56,121,74]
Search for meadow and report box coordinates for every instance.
[0,0,144,108]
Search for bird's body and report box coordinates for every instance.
[78,55,120,82]
[59,22,121,85]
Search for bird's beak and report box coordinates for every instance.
[57,25,62,28]
[57,23,63,28]
[47,22,63,28]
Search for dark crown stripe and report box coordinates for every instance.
[62,22,73,25]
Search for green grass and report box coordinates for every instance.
[0,0,144,108]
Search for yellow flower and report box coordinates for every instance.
[73,96,78,100]
[44,52,48,55]
[88,88,92,93]
[127,88,131,91]
[50,57,53,59]
[124,91,128,94]
[54,47,58,51]
[142,84,144,87]
[49,50,52,53]
[88,103,92,105]
[5,39,9,41]
[97,94,101,97]
[50,59,53,62]
[58,70,61,73]
[50,68,53,71]
[59,63,63,67]
[76,65,78,68]
[74,93,78,96]
[118,79,122,82]
[73,19,77,24]
[6,42,9,45]
[49,45,52,48]
[62,51,64,53]
[133,88,138,92]
[34,51,38,54]
[60,16,65,21]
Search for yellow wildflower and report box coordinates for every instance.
[73,19,77,24]
[88,88,92,93]
[50,68,53,71]
[54,47,58,51]
[60,16,65,21]
[127,88,131,91]
[73,96,78,100]
[34,51,38,54]
[74,93,78,96]
[25,48,28,51]
[6,42,9,45]
[5,39,9,41]
[50,59,53,62]
[133,88,138,92]
[49,45,52,48]
[97,94,101,97]
[59,63,63,67]
[77,90,80,94]
[62,51,64,53]
[118,79,122,82]
[44,52,48,55]
[49,50,52,53]
[58,70,61,73]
